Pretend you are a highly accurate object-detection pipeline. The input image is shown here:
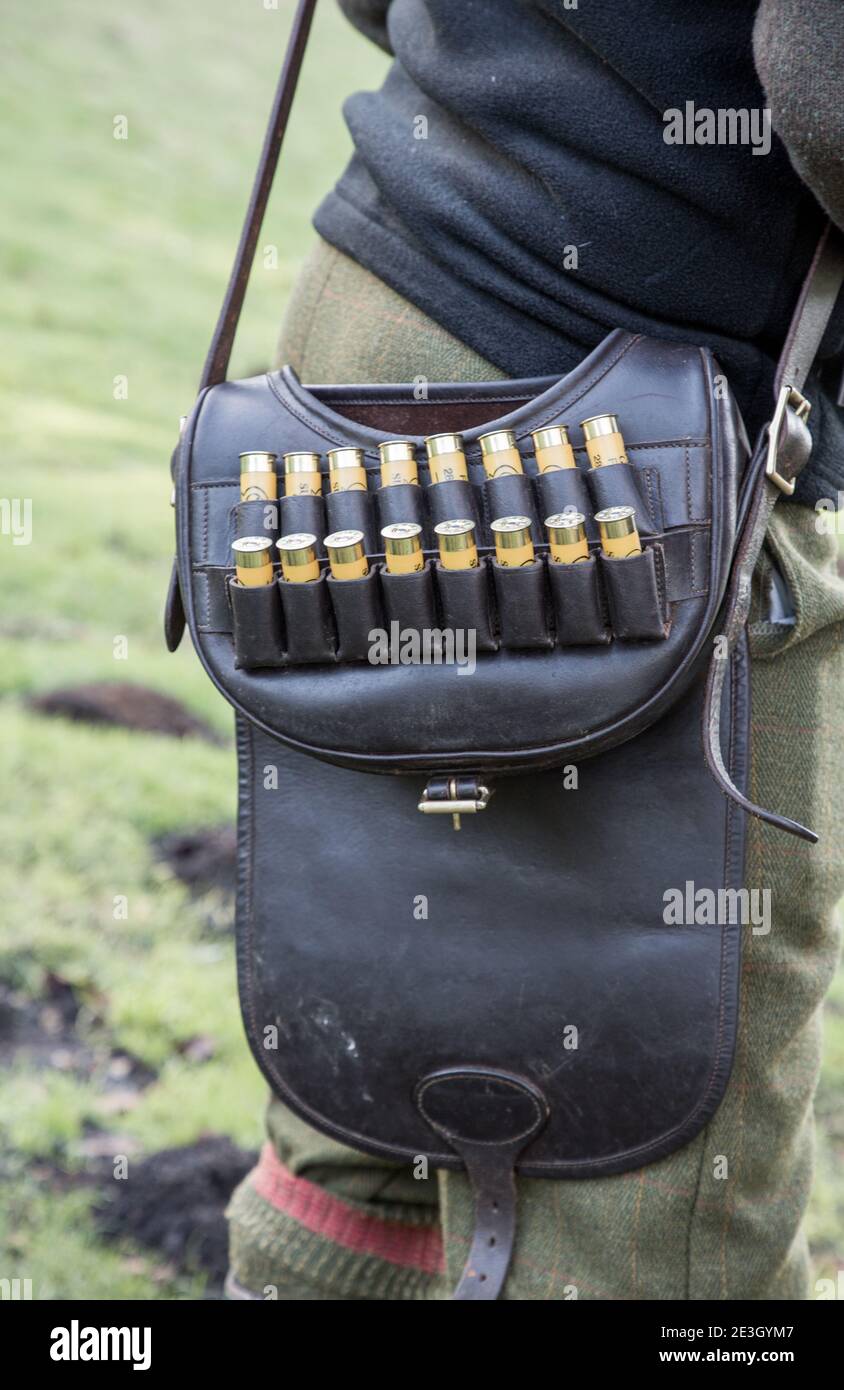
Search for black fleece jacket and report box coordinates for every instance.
[315,0,844,505]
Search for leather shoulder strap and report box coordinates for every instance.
[775,220,844,398]
[700,220,844,844]
[199,0,318,392]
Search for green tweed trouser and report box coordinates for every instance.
[227,238,844,1301]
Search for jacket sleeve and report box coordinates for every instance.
[338,0,393,54]
[753,0,844,232]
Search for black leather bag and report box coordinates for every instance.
[165,0,844,1299]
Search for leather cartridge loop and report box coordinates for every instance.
[163,0,843,660]
[702,406,817,843]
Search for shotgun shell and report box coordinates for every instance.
[581,413,629,469]
[277,532,320,583]
[379,440,419,488]
[239,451,278,502]
[382,522,424,575]
[479,429,523,478]
[434,519,478,570]
[531,425,576,473]
[425,432,469,483]
[327,446,368,492]
[545,511,590,564]
[282,451,322,497]
[595,505,642,559]
[325,528,368,580]
[231,535,275,586]
[491,515,535,567]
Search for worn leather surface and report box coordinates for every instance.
[177,330,746,772]
[234,639,747,1176]
[177,327,751,1185]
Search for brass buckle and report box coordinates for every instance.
[418,779,491,830]
[765,385,811,497]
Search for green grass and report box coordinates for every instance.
[0,0,386,1298]
[0,0,841,1302]
[0,1182,205,1300]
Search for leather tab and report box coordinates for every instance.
[774,221,844,398]
[415,1068,548,1300]
[164,559,185,652]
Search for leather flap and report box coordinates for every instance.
[176,331,748,773]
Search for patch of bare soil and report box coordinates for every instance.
[0,975,156,1088]
[93,1137,256,1295]
[153,825,237,897]
[29,682,223,743]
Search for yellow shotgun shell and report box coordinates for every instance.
[239,450,278,501]
[478,429,523,478]
[531,425,576,472]
[545,511,590,564]
[382,522,424,574]
[282,451,322,497]
[491,514,535,567]
[277,532,320,583]
[231,535,275,586]
[379,440,419,487]
[325,528,368,580]
[425,432,469,483]
[595,505,642,559]
[327,446,368,492]
[581,413,630,469]
[435,519,478,570]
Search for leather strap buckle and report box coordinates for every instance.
[418,776,492,830]
[765,384,811,496]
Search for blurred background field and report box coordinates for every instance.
[0,0,841,1300]
[0,0,387,1298]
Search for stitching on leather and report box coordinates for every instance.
[267,371,376,451]
[652,544,667,624]
[647,467,661,530]
[266,335,707,452]
[239,719,261,1075]
[689,522,698,595]
[693,528,711,598]
[517,334,641,437]
[318,392,535,407]
[627,439,709,451]
[193,569,211,629]
[202,486,209,566]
